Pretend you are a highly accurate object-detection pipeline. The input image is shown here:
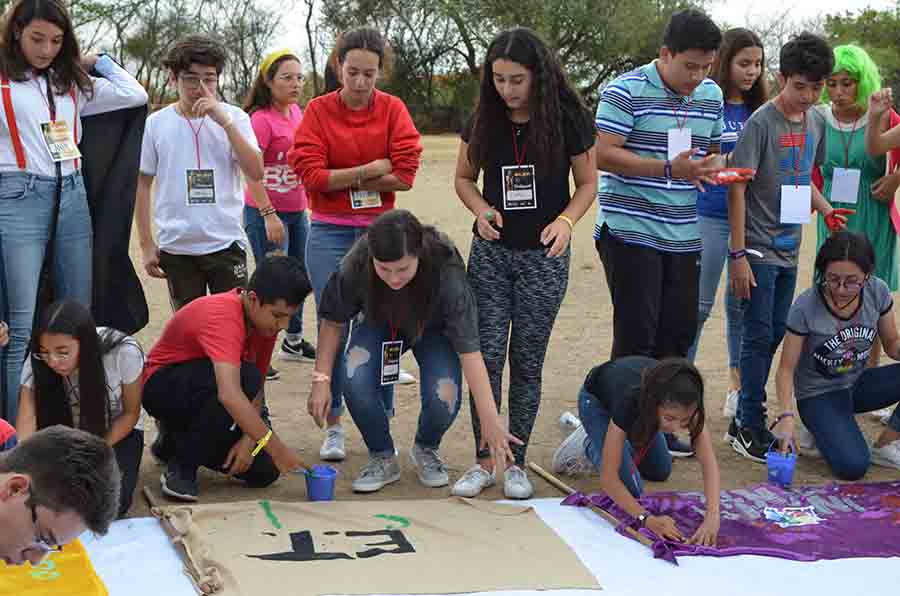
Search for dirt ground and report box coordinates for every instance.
[128,134,899,517]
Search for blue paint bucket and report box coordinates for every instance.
[305,465,337,501]
[766,440,797,487]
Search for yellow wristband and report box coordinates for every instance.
[556,215,574,230]
[251,429,272,457]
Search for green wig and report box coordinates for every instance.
[822,44,881,109]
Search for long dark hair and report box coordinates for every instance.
[712,28,767,113]
[630,359,705,449]
[29,300,136,438]
[0,0,93,96]
[814,231,875,286]
[467,27,592,176]
[242,53,301,115]
[364,210,452,340]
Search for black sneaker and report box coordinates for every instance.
[160,461,199,502]
[665,433,694,458]
[266,366,280,381]
[280,337,317,361]
[723,419,738,443]
[731,426,775,463]
[150,424,175,465]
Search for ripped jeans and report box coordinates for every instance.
[343,317,462,457]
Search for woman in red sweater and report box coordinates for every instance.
[289,27,422,462]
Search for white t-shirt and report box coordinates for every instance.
[21,327,146,431]
[0,55,149,177]
[139,103,259,256]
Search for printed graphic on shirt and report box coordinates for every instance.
[263,164,299,193]
[812,324,876,377]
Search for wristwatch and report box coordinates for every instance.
[636,512,649,527]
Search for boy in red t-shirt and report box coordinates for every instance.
[143,256,307,501]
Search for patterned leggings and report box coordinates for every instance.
[467,236,570,465]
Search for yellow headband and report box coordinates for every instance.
[259,49,297,79]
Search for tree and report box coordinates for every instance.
[825,7,900,98]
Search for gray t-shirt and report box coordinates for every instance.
[730,102,826,267]
[786,277,893,400]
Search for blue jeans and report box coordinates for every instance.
[244,206,309,336]
[577,385,671,497]
[0,172,92,422]
[799,364,900,480]
[343,317,462,456]
[736,262,798,431]
[306,221,368,416]
[688,215,743,368]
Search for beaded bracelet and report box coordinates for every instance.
[260,206,277,217]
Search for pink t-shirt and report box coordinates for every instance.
[245,104,309,212]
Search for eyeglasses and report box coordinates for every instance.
[29,501,62,554]
[275,73,305,84]
[823,275,866,292]
[179,74,219,89]
[32,351,72,364]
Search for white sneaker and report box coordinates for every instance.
[319,425,346,461]
[871,439,900,470]
[409,444,449,487]
[503,465,533,499]
[352,454,401,492]
[451,465,495,497]
[552,426,592,476]
[795,422,819,457]
[398,369,417,385]
[723,389,739,419]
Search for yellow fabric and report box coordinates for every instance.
[259,50,295,79]
[0,538,108,596]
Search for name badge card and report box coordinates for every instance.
[381,340,403,386]
[831,168,861,204]
[40,121,81,162]
[667,128,692,160]
[780,185,811,224]
[350,189,383,209]
[501,164,537,210]
[186,169,216,205]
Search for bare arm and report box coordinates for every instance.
[595,132,665,177]
[563,145,599,223]
[865,105,898,157]
[694,427,720,519]
[878,308,900,360]
[105,380,142,447]
[134,173,155,250]
[598,420,645,517]
[326,160,393,192]
[307,319,346,427]
[225,123,264,182]
[15,386,36,440]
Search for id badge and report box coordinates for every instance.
[186,169,216,205]
[667,128,692,160]
[350,189,383,209]
[779,185,811,224]
[831,168,861,204]
[40,120,81,162]
[501,164,537,210]
[381,340,403,386]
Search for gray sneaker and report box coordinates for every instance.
[451,465,495,497]
[552,425,593,476]
[503,465,533,499]
[409,444,449,488]
[352,454,401,493]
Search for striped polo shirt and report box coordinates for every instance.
[594,61,724,253]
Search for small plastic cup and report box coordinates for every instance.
[305,464,338,501]
[766,440,797,487]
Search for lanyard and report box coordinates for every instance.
[669,94,692,130]
[182,110,207,169]
[834,112,858,168]
[1,74,79,170]
[511,125,527,165]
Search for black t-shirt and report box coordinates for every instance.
[583,356,658,433]
[461,109,595,250]
[318,231,481,354]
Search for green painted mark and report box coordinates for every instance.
[259,500,282,529]
[375,514,410,529]
[30,558,60,581]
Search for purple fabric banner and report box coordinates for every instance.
[563,481,900,564]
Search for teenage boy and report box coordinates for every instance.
[0,426,120,566]
[727,32,848,462]
[135,34,264,312]
[594,9,724,456]
[141,256,307,502]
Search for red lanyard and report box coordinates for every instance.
[511,126,527,165]
[182,110,207,169]
[835,114,858,168]
[789,114,807,187]
[669,95,692,130]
